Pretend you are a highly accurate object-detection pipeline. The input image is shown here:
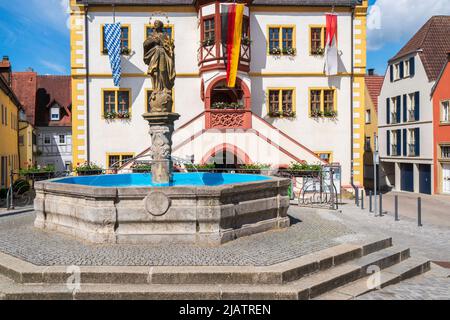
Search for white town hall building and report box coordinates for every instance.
[69,0,368,188]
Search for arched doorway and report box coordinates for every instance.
[204,76,252,129]
[202,143,251,168]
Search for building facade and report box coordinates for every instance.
[12,73,72,172]
[378,16,450,194]
[0,57,20,188]
[70,0,368,188]
[432,52,450,195]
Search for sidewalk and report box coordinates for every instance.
[317,200,450,263]
[360,191,450,228]
[0,206,34,217]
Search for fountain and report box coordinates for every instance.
[33,20,290,245]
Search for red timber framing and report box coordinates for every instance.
[198,1,251,74]
[204,75,252,129]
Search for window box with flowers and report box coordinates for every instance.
[211,102,244,110]
[311,47,325,56]
[132,163,152,173]
[282,47,296,56]
[323,110,338,118]
[269,47,282,55]
[310,110,323,118]
[75,162,104,176]
[102,47,131,55]
[201,38,215,47]
[241,36,252,46]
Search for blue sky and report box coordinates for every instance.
[1,0,450,75]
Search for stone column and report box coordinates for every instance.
[143,112,180,184]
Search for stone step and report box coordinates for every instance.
[315,256,431,300]
[0,237,393,286]
[0,245,423,300]
[288,245,411,299]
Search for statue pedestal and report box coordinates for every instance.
[143,112,180,184]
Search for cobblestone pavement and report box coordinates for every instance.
[358,264,450,300]
[0,209,353,266]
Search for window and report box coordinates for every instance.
[404,59,410,77]
[365,136,371,152]
[408,129,417,156]
[107,154,134,168]
[19,135,24,146]
[146,24,173,40]
[1,156,6,187]
[268,26,295,54]
[103,89,131,117]
[365,110,371,124]
[59,135,66,145]
[146,89,174,113]
[442,146,450,159]
[441,100,450,123]
[202,18,214,43]
[391,97,399,124]
[394,63,400,81]
[65,162,72,171]
[44,135,51,145]
[316,152,332,163]
[310,26,326,55]
[102,25,130,54]
[309,88,336,117]
[406,93,415,121]
[50,107,60,121]
[267,89,295,117]
[391,130,399,156]
[242,17,249,38]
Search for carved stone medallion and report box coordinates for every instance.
[144,192,171,216]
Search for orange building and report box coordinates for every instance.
[432,52,450,195]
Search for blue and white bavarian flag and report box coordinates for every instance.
[104,23,122,87]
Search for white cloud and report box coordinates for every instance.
[39,59,67,74]
[367,0,450,51]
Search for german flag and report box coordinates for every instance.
[221,3,244,88]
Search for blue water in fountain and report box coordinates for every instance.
[54,173,271,187]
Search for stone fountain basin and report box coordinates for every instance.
[34,174,291,245]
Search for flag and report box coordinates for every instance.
[221,3,244,88]
[324,14,338,76]
[104,23,122,87]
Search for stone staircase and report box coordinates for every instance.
[0,237,430,300]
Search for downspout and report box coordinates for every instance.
[84,5,91,163]
[350,6,357,194]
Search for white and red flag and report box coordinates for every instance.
[324,13,338,76]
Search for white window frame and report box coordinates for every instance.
[407,93,416,122]
[365,110,371,124]
[391,130,398,156]
[404,59,410,78]
[391,97,398,124]
[394,63,400,81]
[408,129,416,156]
[43,135,51,145]
[59,135,66,145]
[441,100,450,123]
[50,107,60,121]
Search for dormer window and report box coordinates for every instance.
[50,106,60,121]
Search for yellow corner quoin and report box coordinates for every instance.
[352,0,368,187]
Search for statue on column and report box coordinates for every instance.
[143,20,176,113]
[143,19,179,184]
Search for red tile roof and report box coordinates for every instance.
[390,16,450,82]
[36,75,72,127]
[365,75,384,113]
[12,72,38,125]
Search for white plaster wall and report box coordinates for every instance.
[378,54,434,161]
[88,77,203,167]
[250,12,353,74]
[87,12,199,75]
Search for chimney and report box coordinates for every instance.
[0,56,12,86]
[367,68,375,76]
